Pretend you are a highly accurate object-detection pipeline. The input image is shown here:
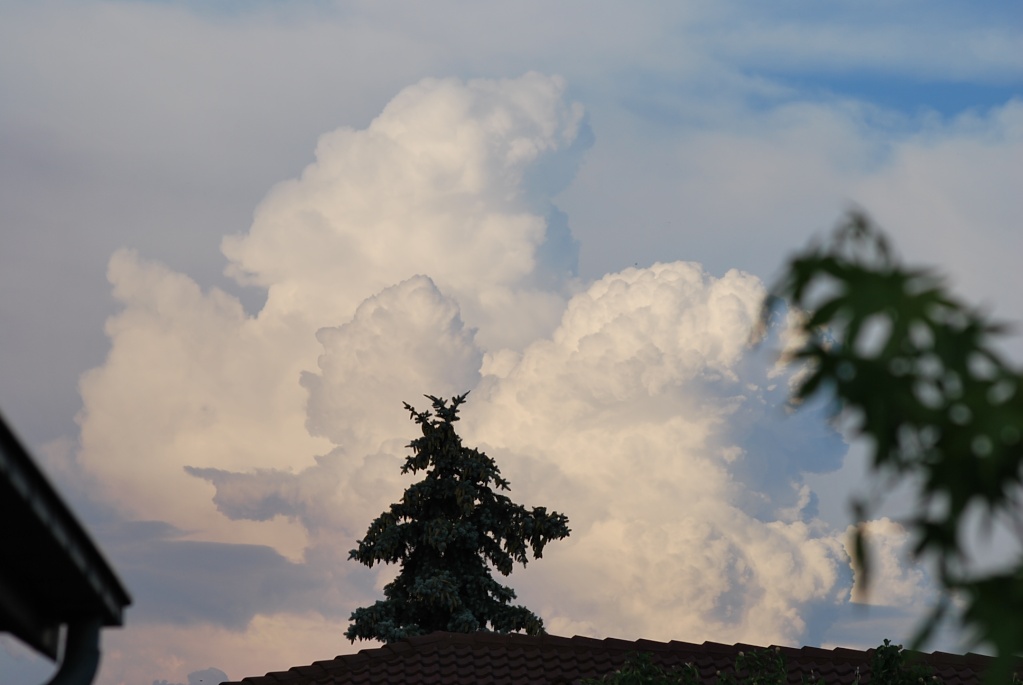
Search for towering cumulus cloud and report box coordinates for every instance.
[71,73,885,683]
[76,73,585,555]
[466,263,851,644]
[222,72,587,350]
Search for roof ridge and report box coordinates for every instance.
[228,631,1013,685]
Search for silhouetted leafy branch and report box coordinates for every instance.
[764,212,1023,683]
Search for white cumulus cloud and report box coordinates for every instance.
[74,72,585,559]
[847,518,934,608]
[221,72,587,350]
[464,262,851,645]
[63,72,956,684]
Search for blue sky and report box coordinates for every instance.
[766,74,1019,117]
[1,1,1020,684]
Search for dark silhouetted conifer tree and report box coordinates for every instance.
[346,393,570,643]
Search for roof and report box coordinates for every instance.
[0,412,132,658]
[224,631,1007,685]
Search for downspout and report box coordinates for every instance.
[43,618,102,685]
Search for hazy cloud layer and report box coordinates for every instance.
[855,101,1023,323]
[98,520,348,628]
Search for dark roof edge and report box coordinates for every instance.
[0,412,132,626]
[228,630,1016,685]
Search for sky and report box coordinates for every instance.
[0,1,1021,684]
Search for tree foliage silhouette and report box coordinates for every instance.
[766,212,1023,684]
[583,640,947,685]
[345,393,570,643]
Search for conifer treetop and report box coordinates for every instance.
[346,393,570,643]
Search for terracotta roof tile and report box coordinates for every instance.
[224,631,1018,685]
